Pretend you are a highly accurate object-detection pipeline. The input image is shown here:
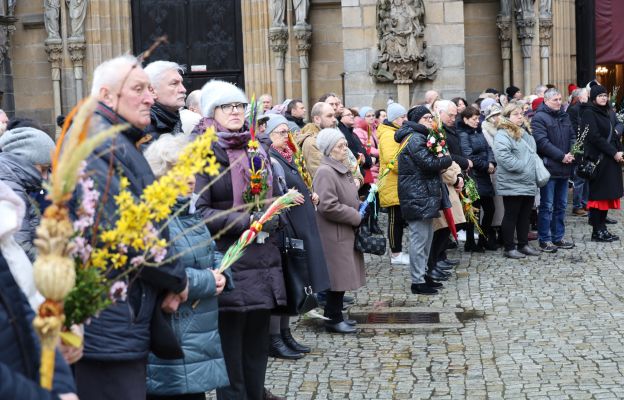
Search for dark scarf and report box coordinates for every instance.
[285,113,305,128]
[150,102,181,134]
[271,144,294,163]
[193,117,273,207]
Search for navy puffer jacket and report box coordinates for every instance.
[457,121,496,197]
[531,102,576,178]
[395,121,453,221]
[76,103,187,361]
[147,200,230,395]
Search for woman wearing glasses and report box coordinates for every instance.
[193,81,286,400]
[265,115,331,357]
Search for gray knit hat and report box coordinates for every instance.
[200,80,248,118]
[386,102,407,123]
[316,128,345,156]
[0,127,55,166]
[264,115,289,136]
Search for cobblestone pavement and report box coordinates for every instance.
[259,206,624,399]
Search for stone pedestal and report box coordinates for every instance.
[496,15,512,90]
[68,37,86,102]
[0,15,16,114]
[539,17,553,85]
[516,17,535,95]
[389,61,415,108]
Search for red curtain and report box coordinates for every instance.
[596,0,624,64]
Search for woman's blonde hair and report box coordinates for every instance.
[497,103,525,140]
[144,134,191,178]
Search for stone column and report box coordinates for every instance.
[515,16,535,95]
[293,24,311,110]
[68,38,86,103]
[268,27,288,103]
[496,15,512,90]
[44,39,63,134]
[538,17,552,85]
[0,15,16,114]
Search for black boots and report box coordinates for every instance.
[464,223,485,252]
[483,228,499,251]
[592,229,619,242]
[280,329,310,353]
[269,335,303,360]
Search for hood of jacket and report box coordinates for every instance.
[0,152,42,193]
[394,121,427,143]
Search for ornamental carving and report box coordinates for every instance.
[496,15,511,43]
[268,26,288,55]
[371,0,437,83]
[293,24,311,54]
[44,39,63,69]
[67,38,86,64]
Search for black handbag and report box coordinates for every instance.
[576,156,602,180]
[354,223,387,256]
[274,216,318,316]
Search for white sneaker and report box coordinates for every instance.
[391,252,410,265]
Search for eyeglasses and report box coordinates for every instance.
[219,103,248,114]
[422,115,434,120]
[272,129,290,136]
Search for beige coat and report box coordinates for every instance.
[313,156,366,292]
[432,161,467,231]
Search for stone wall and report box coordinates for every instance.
[11,2,55,132]
[464,0,503,102]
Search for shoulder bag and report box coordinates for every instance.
[273,214,318,316]
[577,123,613,181]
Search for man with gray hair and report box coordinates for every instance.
[180,89,202,134]
[435,99,471,171]
[144,60,187,140]
[535,84,548,98]
[532,87,576,252]
[75,55,188,399]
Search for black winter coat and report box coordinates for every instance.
[581,103,624,201]
[269,149,331,293]
[0,151,41,261]
[531,102,576,178]
[194,124,286,313]
[457,121,495,197]
[77,103,187,361]
[0,252,76,400]
[444,123,470,170]
[395,121,453,221]
[566,102,584,134]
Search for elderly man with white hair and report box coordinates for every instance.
[180,89,202,134]
[144,60,187,140]
[74,55,188,400]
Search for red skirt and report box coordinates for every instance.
[587,199,621,210]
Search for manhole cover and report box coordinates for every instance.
[348,312,440,324]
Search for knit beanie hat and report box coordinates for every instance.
[387,102,407,123]
[506,85,520,98]
[316,128,345,156]
[407,105,431,123]
[531,97,544,111]
[0,127,55,166]
[590,84,607,103]
[484,104,502,120]
[480,98,497,114]
[200,80,248,118]
[264,115,289,136]
[358,106,373,118]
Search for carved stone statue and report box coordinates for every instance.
[371,0,437,82]
[270,0,286,28]
[67,0,88,38]
[44,0,61,40]
[499,0,512,17]
[293,0,309,27]
[539,0,552,18]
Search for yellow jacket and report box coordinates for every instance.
[377,122,401,207]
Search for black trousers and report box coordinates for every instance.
[387,205,405,253]
[589,209,608,232]
[148,394,206,400]
[479,196,495,233]
[502,196,534,251]
[216,309,271,400]
[428,227,450,268]
[324,291,345,323]
[76,358,147,400]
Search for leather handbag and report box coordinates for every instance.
[274,216,318,316]
[354,222,387,256]
[576,156,601,180]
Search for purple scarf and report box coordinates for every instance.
[194,117,273,207]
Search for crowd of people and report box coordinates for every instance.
[0,53,622,400]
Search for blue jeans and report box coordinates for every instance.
[572,168,589,209]
[538,177,569,243]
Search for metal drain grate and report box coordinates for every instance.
[348,312,440,324]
